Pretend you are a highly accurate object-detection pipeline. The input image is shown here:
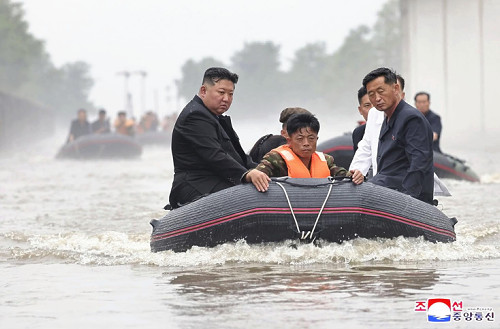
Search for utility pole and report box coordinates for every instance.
[132,70,147,116]
[116,71,133,117]
[165,85,171,113]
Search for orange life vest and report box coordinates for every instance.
[275,145,330,178]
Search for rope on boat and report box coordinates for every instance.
[276,181,334,240]
[310,183,333,238]
[276,182,301,234]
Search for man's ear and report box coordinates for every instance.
[199,85,206,98]
[393,83,400,95]
[286,136,292,145]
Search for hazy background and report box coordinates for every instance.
[1,0,498,150]
[17,0,388,117]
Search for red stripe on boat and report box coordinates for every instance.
[152,206,455,241]
[434,162,479,182]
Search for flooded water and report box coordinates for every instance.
[1,127,499,329]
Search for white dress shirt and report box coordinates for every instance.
[349,107,451,196]
[349,107,384,176]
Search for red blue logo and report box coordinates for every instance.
[427,298,451,322]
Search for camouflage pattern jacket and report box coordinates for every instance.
[254,150,349,178]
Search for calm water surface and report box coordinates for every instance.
[1,129,499,329]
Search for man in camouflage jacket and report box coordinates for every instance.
[245,112,363,192]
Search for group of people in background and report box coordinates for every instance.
[66,109,177,143]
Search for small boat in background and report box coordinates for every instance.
[317,133,480,182]
[433,152,480,182]
[56,133,142,159]
[135,131,171,146]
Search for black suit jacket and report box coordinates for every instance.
[371,100,434,203]
[352,124,366,153]
[169,96,256,207]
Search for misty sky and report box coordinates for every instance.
[19,0,387,117]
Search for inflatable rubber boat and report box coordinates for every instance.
[317,133,480,182]
[57,133,142,159]
[135,131,171,146]
[150,178,457,252]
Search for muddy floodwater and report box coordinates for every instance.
[1,127,499,329]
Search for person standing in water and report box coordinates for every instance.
[415,91,443,153]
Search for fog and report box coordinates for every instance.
[18,0,386,117]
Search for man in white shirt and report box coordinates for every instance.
[349,75,450,197]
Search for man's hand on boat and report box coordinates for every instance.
[350,169,365,185]
[245,170,271,192]
[244,169,364,192]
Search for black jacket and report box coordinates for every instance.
[169,96,256,207]
[371,100,434,204]
[424,109,443,153]
[249,134,287,163]
[352,124,366,153]
[67,119,90,143]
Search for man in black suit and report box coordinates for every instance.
[363,68,434,204]
[168,67,263,208]
[415,91,443,153]
[67,108,90,143]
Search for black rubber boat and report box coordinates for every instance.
[317,133,354,169]
[317,134,480,182]
[57,133,142,159]
[135,131,171,146]
[433,152,480,182]
[150,178,457,252]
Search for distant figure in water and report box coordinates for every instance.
[114,111,135,136]
[91,109,111,134]
[67,108,90,143]
[137,111,159,134]
[162,113,177,132]
[245,113,364,192]
[249,107,311,163]
[415,92,443,153]
[352,86,372,153]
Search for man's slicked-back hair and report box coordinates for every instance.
[396,74,405,91]
[286,113,320,137]
[202,67,239,86]
[362,67,397,88]
[414,91,431,101]
[357,86,367,105]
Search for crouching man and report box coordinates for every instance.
[244,113,364,191]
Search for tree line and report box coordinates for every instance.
[175,0,401,119]
[0,0,94,121]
